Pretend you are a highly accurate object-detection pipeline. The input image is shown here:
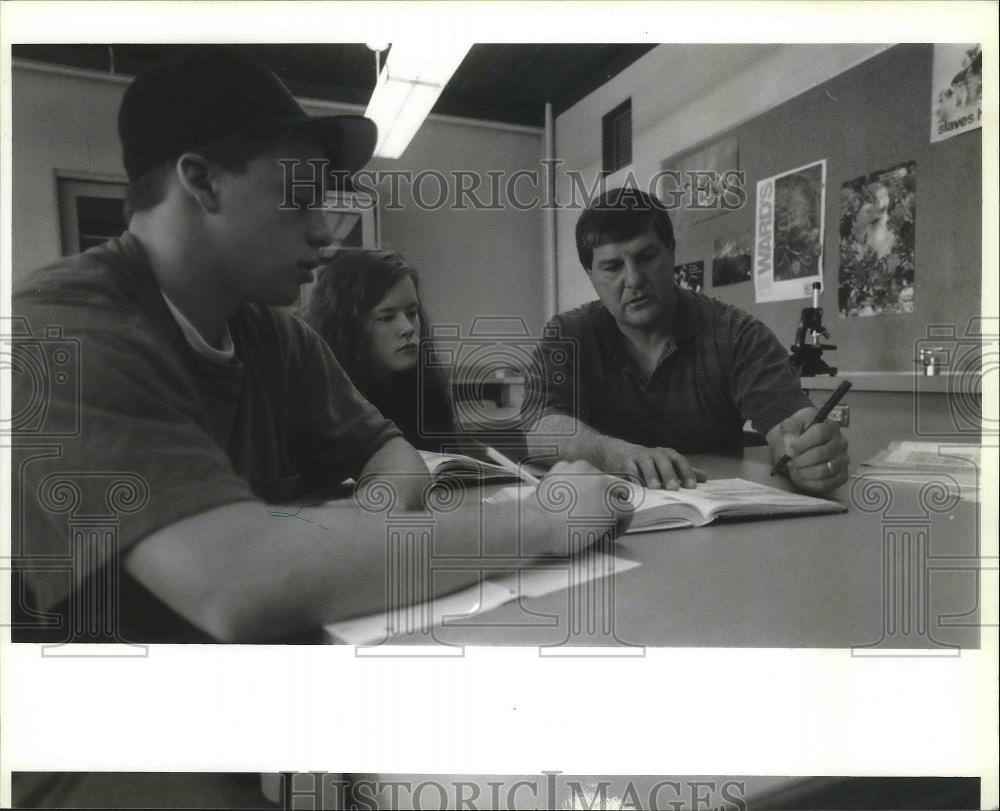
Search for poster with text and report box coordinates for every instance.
[838,161,916,318]
[753,160,826,303]
[931,44,982,143]
[674,260,704,293]
[712,233,752,287]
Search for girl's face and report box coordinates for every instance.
[364,275,422,377]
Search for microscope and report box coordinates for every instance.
[790,282,837,377]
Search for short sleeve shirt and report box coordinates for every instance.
[525,289,813,454]
[11,233,401,641]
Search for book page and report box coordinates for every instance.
[490,479,839,533]
[419,450,511,477]
[695,478,830,504]
[419,450,480,472]
[632,478,830,515]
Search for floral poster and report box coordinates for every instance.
[838,161,916,318]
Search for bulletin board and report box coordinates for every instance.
[669,44,983,375]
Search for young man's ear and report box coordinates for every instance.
[175,152,222,213]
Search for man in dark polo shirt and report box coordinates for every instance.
[525,188,849,496]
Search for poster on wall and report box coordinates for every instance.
[712,233,752,287]
[659,136,739,235]
[674,260,704,293]
[930,44,982,143]
[838,161,916,318]
[753,159,826,303]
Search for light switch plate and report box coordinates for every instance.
[829,403,850,427]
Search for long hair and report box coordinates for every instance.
[303,248,455,447]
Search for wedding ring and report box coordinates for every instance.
[826,460,833,474]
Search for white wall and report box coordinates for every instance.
[12,65,130,278]
[12,62,546,335]
[552,43,890,312]
[367,117,546,336]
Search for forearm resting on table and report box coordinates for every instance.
[526,413,633,471]
[357,435,431,509]
[124,496,567,643]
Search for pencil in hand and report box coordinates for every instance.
[770,380,852,476]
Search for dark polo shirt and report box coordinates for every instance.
[527,288,813,454]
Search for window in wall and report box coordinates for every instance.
[602,99,633,173]
[57,175,128,255]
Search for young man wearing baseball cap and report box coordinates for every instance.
[12,47,630,644]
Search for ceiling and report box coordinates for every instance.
[11,43,657,127]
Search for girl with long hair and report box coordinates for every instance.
[304,248,457,451]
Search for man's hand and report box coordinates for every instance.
[527,414,706,490]
[601,440,708,490]
[767,407,850,495]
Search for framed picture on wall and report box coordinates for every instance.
[296,189,380,313]
[318,190,379,255]
[659,136,740,235]
[56,171,128,255]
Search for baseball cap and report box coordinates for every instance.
[118,46,377,181]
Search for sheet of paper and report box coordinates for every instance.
[324,552,640,645]
[325,580,508,645]
[483,483,539,505]
[856,442,982,503]
[851,471,980,503]
[879,441,981,468]
[861,442,983,476]
[501,553,642,598]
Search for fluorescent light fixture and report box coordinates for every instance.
[365,42,471,159]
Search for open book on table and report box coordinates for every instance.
[421,451,846,532]
[419,449,530,483]
[491,476,846,534]
[623,477,846,532]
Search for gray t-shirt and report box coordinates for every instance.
[12,232,401,642]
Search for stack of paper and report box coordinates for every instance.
[855,441,982,502]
